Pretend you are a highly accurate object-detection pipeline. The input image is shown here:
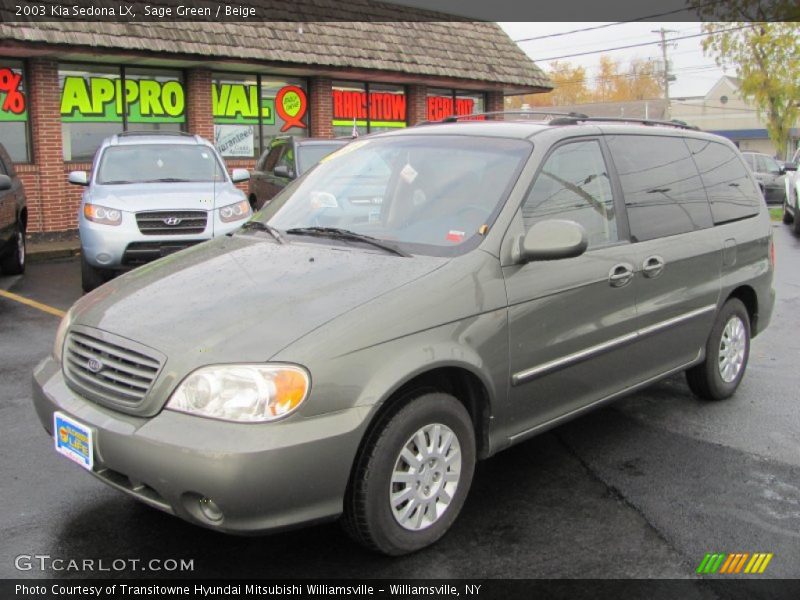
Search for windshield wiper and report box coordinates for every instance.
[100,180,134,185]
[142,177,195,183]
[285,227,409,257]
[239,220,285,244]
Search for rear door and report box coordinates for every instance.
[0,156,16,243]
[504,138,641,435]
[605,134,721,378]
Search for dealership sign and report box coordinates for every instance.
[60,76,185,123]
[427,96,479,121]
[332,89,407,128]
[213,83,307,131]
[0,66,28,122]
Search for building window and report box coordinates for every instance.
[0,60,31,163]
[59,64,186,162]
[212,74,308,159]
[427,88,485,121]
[331,81,407,137]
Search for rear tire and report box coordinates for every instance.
[686,298,750,401]
[0,225,26,275]
[343,392,475,555]
[81,254,108,293]
[783,203,793,224]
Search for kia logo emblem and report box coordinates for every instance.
[87,357,104,373]
[163,217,182,226]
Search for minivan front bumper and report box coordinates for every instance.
[32,356,367,533]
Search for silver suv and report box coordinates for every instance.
[37,116,774,555]
[69,132,251,292]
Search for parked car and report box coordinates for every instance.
[0,142,27,276]
[36,117,774,555]
[781,147,800,233]
[741,151,787,204]
[248,136,348,210]
[68,132,251,293]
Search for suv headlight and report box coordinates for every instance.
[166,364,310,423]
[53,308,74,363]
[219,200,251,223]
[84,203,122,226]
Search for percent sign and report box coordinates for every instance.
[0,68,26,114]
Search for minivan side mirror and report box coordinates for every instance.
[0,174,11,191]
[231,168,250,183]
[273,165,295,179]
[515,219,588,263]
[68,171,89,186]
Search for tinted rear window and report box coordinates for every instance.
[606,135,712,242]
[685,139,760,225]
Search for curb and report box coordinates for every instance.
[27,248,81,263]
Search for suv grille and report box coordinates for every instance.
[64,330,162,408]
[136,210,207,235]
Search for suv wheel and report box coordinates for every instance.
[783,201,793,224]
[0,225,26,275]
[81,254,109,293]
[343,392,475,555]
[686,298,750,401]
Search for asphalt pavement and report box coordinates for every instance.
[0,224,798,587]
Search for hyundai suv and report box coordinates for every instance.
[36,116,774,555]
[68,132,251,292]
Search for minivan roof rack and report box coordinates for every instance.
[548,115,699,130]
[415,110,589,126]
[116,131,196,137]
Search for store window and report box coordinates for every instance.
[0,60,31,162]
[332,81,407,137]
[427,88,485,121]
[59,64,186,162]
[212,74,308,159]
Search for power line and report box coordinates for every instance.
[512,1,718,43]
[532,24,755,62]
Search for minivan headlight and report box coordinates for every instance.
[53,308,74,363]
[84,203,122,226]
[219,200,251,223]
[166,364,310,422]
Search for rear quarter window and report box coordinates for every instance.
[686,139,761,225]
[606,134,712,242]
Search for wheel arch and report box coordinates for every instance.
[726,285,758,335]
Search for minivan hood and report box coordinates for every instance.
[71,235,448,365]
[88,182,238,211]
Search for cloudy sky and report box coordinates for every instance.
[500,22,736,100]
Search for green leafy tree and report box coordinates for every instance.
[693,1,800,157]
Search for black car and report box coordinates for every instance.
[742,151,787,204]
[248,136,348,210]
[0,142,27,275]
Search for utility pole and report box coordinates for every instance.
[653,28,677,120]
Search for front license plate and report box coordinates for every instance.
[53,412,94,471]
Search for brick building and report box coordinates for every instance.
[0,7,550,234]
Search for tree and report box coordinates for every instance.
[692,1,800,157]
[612,58,663,101]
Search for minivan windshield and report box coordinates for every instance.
[256,135,531,256]
[297,143,347,175]
[96,144,226,185]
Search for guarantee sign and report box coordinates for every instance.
[275,85,307,132]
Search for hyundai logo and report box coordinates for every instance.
[86,357,104,374]
[163,217,182,226]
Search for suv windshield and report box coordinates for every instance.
[257,135,531,256]
[96,144,226,185]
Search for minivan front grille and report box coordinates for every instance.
[64,330,162,408]
[136,210,207,235]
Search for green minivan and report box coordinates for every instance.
[34,116,774,555]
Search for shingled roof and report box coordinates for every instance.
[0,1,551,92]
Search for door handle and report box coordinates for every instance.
[609,263,634,287]
[642,255,665,279]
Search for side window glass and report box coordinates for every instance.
[264,144,284,172]
[764,156,781,174]
[522,140,618,248]
[607,135,712,242]
[755,155,767,172]
[277,146,294,171]
[686,139,760,225]
[0,159,7,176]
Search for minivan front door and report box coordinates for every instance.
[502,139,641,439]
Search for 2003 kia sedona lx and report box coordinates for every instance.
[33,115,775,555]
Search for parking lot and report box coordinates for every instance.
[1,223,799,582]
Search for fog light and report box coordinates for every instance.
[95,253,112,264]
[198,497,223,522]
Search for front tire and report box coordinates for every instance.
[783,202,793,224]
[0,225,26,275]
[343,392,476,555]
[80,254,109,293]
[686,298,750,401]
